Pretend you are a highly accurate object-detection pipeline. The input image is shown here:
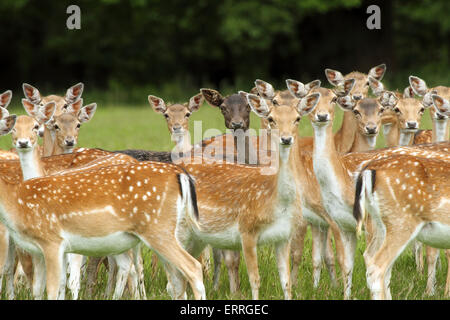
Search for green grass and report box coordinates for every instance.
[0,102,444,300]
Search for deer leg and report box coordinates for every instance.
[339,230,357,300]
[4,237,16,299]
[139,234,205,300]
[66,253,84,300]
[413,241,424,273]
[445,250,450,297]
[322,227,337,287]
[112,253,136,300]
[290,220,307,287]
[223,250,240,294]
[425,246,440,296]
[42,243,66,300]
[365,223,424,300]
[241,233,260,300]
[311,224,323,288]
[275,240,292,300]
[212,248,223,290]
[132,244,146,299]
[106,256,118,298]
[0,226,8,296]
[15,250,33,289]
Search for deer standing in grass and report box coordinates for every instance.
[169,88,321,300]
[0,115,205,300]
[354,151,450,299]
[370,75,450,292]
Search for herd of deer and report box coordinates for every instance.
[0,64,448,300]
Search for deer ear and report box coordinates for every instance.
[78,103,97,123]
[65,98,83,114]
[368,76,385,97]
[431,95,450,117]
[65,83,84,103]
[286,79,320,99]
[409,76,428,96]
[249,87,259,95]
[368,63,386,81]
[0,90,12,109]
[379,91,398,109]
[188,93,204,112]
[335,96,356,111]
[23,83,41,104]
[297,93,321,116]
[200,88,224,107]
[148,95,166,113]
[247,94,270,118]
[37,102,56,124]
[403,86,415,98]
[22,99,39,117]
[0,107,9,119]
[254,79,275,100]
[0,115,16,136]
[324,68,345,86]
[333,78,355,97]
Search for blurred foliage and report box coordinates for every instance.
[0,0,448,104]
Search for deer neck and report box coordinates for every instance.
[172,131,192,153]
[274,139,298,207]
[383,120,399,147]
[432,119,450,143]
[17,145,44,181]
[43,127,60,156]
[352,130,377,152]
[312,121,355,229]
[334,111,356,153]
[398,129,414,146]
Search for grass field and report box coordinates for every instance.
[1,100,448,300]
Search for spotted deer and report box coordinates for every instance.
[0,114,17,298]
[325,64,386,153]
[368,76,431,147]
[6,101,145,299]
[22,83,96,156]
[371,75,450,288]
[0,118,205,300]
[354,151,450,299]
[171,89,321,300]
[306,80,404,298]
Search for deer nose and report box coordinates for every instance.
[280,136,293,145]
[231,121,244,129]
[407,121,418,129]
[172,126,182,133]
[18,140,30,148]
[65,138,75,147]
[317,114,329,122]
[365,125,377,135]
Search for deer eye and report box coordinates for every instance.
[163,114,169,119]
[353,109,361,117]
[294,116,301,123]
[268,117,275,124]
[76,123,81,129]
[185,112,191,118]
[54,124,60,130]
[272,99,279,106]
[394,107,401,114]
[63,104,68,109]
[33,124,40,130]
[419,107,425,114]
[378,108,385,115]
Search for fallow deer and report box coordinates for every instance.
[325,64,387,153]
[171,89,321,300]
[354,152,450,299]
[0,114,205,300]
[0,90,18,160]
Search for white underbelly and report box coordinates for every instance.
[417,222,450,249]
[194,224,242,250]
[62,231,140,257]
[258,214,293,245]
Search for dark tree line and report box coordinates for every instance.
[0,0,448,103]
